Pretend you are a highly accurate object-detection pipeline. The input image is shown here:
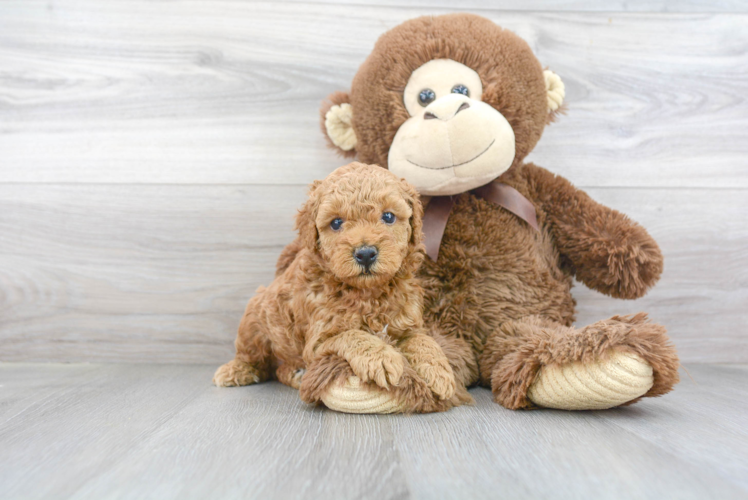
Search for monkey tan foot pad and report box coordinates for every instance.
[321,376,405,414]
[527,350,654,410]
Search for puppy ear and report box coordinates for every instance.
[396,178,425,277]
[295,180,323,253]
[400,178,424,254]
[544,69,566,124]
[320,91,358,157]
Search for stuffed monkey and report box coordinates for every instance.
[309,13,680,412]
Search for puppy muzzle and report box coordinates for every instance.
[353,245,378,273]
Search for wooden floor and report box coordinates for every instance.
[0,363,746,499]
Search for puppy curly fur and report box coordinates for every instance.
[214,162,468,412]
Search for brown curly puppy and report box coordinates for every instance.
[213,162,462,412]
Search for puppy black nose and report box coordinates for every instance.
[354,246,378,269]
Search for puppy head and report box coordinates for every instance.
[296,162,424,288]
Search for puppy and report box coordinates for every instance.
[213,162,456,406]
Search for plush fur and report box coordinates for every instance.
[479,313,678,409]
[310,13,679,410]
[213,162,468,412]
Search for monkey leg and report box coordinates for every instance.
[213,298,276,387]
[479,313,680,410]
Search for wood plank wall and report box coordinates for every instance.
[1,1,746,363]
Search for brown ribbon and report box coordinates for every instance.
[422,195,456,262]
[422,182,539,261]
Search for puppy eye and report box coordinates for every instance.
[381,212,396,225]
[451,84,469,97]
[418,89,436,107]
[330,218,344,231]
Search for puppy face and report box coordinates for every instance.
[297,162,423,288]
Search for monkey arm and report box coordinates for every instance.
[524,163,663,299]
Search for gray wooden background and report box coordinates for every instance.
[1,1,746,365]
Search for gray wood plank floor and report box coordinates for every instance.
[0,363,746,499]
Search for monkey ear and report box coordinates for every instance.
[295,180,323,253]
[544,70,566,120]
[320,91,358,157]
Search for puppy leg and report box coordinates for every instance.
[301,354,469,414]
[213,359,264,387]
[213,297,276,387]
[398,331,456,400]
[310,329,407,390]
[276,361,306,390]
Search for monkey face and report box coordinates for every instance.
[388,59,517,196]
[321,14,565,196]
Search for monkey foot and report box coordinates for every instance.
[321,376,405,414]
[527,350,654,410]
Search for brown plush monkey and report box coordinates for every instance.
[311,13,680,412]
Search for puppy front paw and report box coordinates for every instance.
[276,363,306,389]
[412,358,456,400]
[348,346,406,390]
[213,359,261,387]
[398,334,458,400]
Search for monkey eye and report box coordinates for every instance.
[418,89,436,107]
[330,218,344,231]
[451,84,469,97]
[381,212,396,225]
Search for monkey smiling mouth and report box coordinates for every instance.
[405,139,496,170]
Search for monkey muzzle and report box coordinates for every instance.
[388,94,516,196]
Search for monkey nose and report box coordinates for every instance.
[353,246,378,270]
[423,94,471,121]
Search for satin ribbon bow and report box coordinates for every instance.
[422,182,539,261]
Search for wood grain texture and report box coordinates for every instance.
[0,184,305,363]
[0,363,746,499]
[0,2,746,188]
[272,0,748,12]
[0,1,746,364]
[1,184,746,363]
